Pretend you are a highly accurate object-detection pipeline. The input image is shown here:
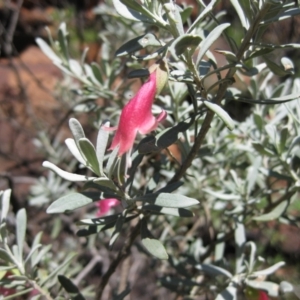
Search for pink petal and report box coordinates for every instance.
[259,291,269,300]
[109,72,166,156]
[96,198,120,216]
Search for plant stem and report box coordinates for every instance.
[94,222,141,300]
[170,2,272,183]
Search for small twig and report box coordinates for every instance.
[94,222,141,300]
[74,254,102,286]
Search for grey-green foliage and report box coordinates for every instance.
[0,190,78,300]
[32,0,300,298]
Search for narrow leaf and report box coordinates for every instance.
[142,205,194,217]
[196,264,232,278]
[253,200,288,221]
[16,209,26,263]
[1,189,11,223]
[138,193,199,208]
[96,122,110,176]
[47,193,98,214]
[204,101,235,130]
[65,138,86,165]
[42,161,95,182]
[196,23,230,65]
[142,238,168,260]
[78,138,100,175]
[69,118,85,144]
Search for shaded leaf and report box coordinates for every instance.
[137,193,199,208]
[195,263,232,278]
[196,23,230,65]
[16,209,26,263]
[246,280,279,298]
[142,205,194,217]
[253,201,288,221]
[58,275,86,300]
[115,33,161,56]
[47,193,98,214]
[78,138,100,175]
[204,101,235,130]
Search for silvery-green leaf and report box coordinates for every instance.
[279,281,294,293]
[109,213,124,248]
[264,55,293,76]
[202,188,240,200]
[137,193,199,208]
[78,214,120,226]
[78,138,100,175]
[31,245,52,269]
[47,193,98,214]
[215,285,237,300]
[253,201,288,221]
[35,38,62,64]
[170,34,201,60]
[252,143,275,157]
[196,23,230,65]
[163,2,184,35]
[16,209,26,263]
[107,146,120,179]
[91,62,104,85]
[69,59,82,77]
[196,264,232,278]
[261,7,300,24]
[230,0,249,29]
[246,280,279,298]
[43,161,95,182]
[142,238,168,260]
[40,252,76,286]
[214,49,237,63]
[204,101,235,130]
[69,118,85,144]
[58,22,69,60]
[96,122,110,176]
[65,138,86,165]
[215,232,225,262]
[281,57,294,73]
[115,33,161,57]
[112,0,152,22]
[0,248,14,264]
[1,189,11,223]
[142,205,193,217]
[235,216,246,273]
[252,261,285,277]
[187,0,217,33]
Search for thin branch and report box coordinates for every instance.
[94,222,141,300]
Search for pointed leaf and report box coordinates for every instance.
[253,200,288,221]
[112,0,152,22]
[16,209,26,263]
[195,264,232,278]
[142,238,168,260]
[170,34,201,60]
[69,118,85,144]
[204,101,235,130]
[58,275,85,300]
[115,33,161,57]
[253,261,285,277]
[96,122,110,176]
[36,38,62,64]
[142,205,194,217]
[65,138,86,165]
[47,193,98,214]
[1,189,11,223]
[78,138,100,175]
[246,280,279,298]
[138,193,199,208]
[196,23,230,65]
[42,161,94,182]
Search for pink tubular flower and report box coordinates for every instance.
[96,198,120,216]
[109,71,167,157]
[258,291,269,300]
